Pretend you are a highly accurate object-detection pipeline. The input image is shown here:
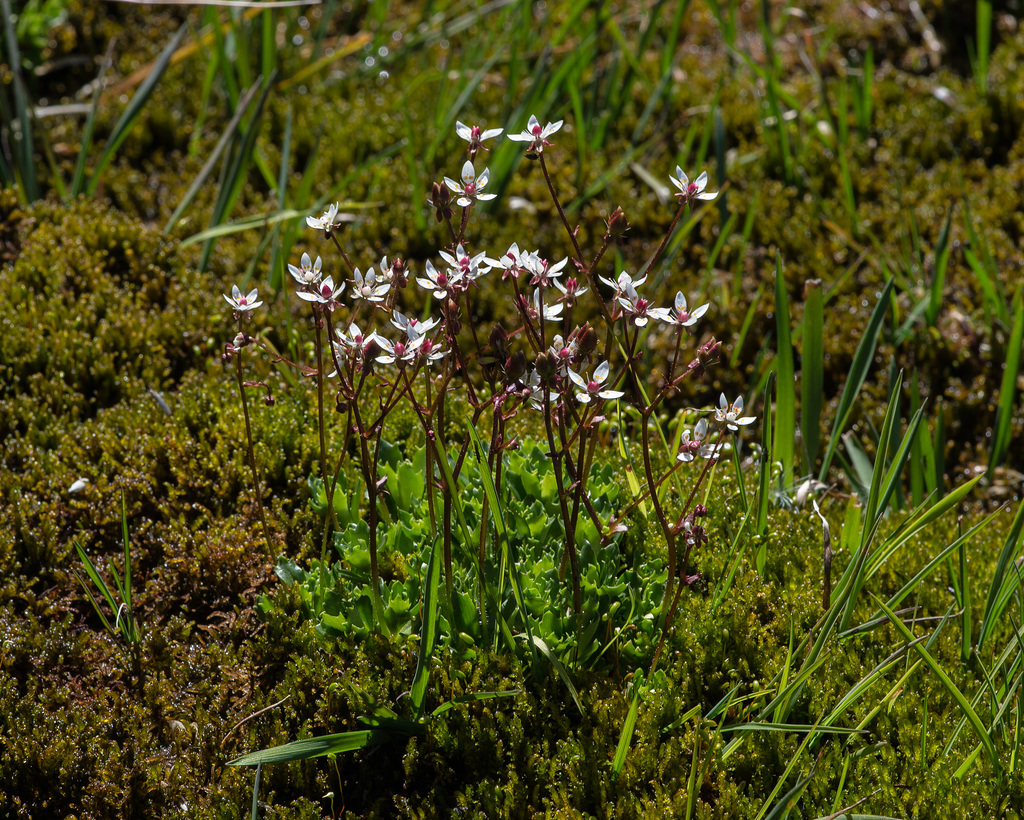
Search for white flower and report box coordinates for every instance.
[548,334,577,373]
[350,266,391,303]
[335,322,373,350]
[649,291,709,328]
[715,394,757,431]
[669,166,717,202]
[677,419,722,462]
[288,252,323,287]
[224,284,263,312]
[68,478,90,494]
[487,242,523,278]
[522,251,568,288]
[456,121,503,156]
[532,288,563,322]
[306,202,341,232]
[296,275,343,309]
[568,361,623,404]
[552,275,588,305]
[444,160,497,207]
[507,114,564,153]
[375,334,424,365]
[416,259,463,300]
[598,270,647,299]
[391,310,439,339]
[616,282,655,327]
[525,369,560,411]
[439,243,493,280]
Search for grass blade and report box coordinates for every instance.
[819,277,894,481]
[801,279,824,473]
[988,286,1024,476]
[86,24,189,196]
[228,729,392,766]
[409,535,441,720]
[978,499,1024,649]
[872,593,1001,774]
[773,254,795,487]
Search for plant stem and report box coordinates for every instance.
[234,347,272,555]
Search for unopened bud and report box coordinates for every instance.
[489,325,510,361]
[606,206,628,237]
[505,351,527,382]
[534,351,558,385]
[265,395,275,406]
[575,323,599,359]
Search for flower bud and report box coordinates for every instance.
[606,206,628,237]
[489,325,510,362]
[265,395,275,406]
[574,323,599,360]
[504,350,527,383]
[534,351,558,385]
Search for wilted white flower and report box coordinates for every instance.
[670,166,717,202]
[507,114,564,153]
[224,284,263,312]
[525,369,561,411]
[444,160,497,207]
[68,478,90,494]
[568,361,624,404]
[649,291,709,328]
[715,394,757,431]
[288,252,323,287]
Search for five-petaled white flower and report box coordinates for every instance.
[617,282,655,327]
[525,369,561,411]
[649,291,709,328]
[456,121,503,157]
[416,259,464,300]
[288,252,323,287]
[444,161,497,207]
[598,270,647,300]
[531,288,564,322]
[670,166,717,203]
[391,310,440,339]
[677,419,722,462]
[568,361,623,404]
[306,202,342,232]
[439,243,493,280]
[508,114,564,153]
[350,266,391,303]
[224,284,263,312]
[523,252,568,288]
[552,275,588,306]
[375,334,424,365]
[715,394,756,431]
[296,275,343,310]
[548,334,578,373]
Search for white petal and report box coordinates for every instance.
[594,360,610,382]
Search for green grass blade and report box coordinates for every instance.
[527,635,583,715]
[228,729,391,766]
[409,535,441,720]
[164,78,262,234]
[925,205,954,327]
[756,375,774,554]
[429,689,520,719]
[86,24,189,197]
[872,593,1001,774]
[2,0,38,201]
[988,287,1024,476]
[773,254,795,487]
[979,499,1024,649]
[70,41,114,197]
[801,279,824,473]
[819,277,894,481]
[612,685,641,776]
